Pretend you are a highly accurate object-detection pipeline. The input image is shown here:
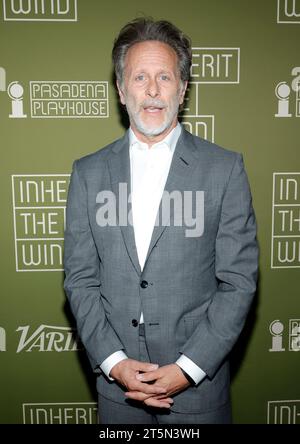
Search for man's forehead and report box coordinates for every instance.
[128,40,176,57]
[124,41,178,69]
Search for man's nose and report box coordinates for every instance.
[146,78,160,98]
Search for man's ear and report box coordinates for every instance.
[116,81,126,105]
[179,81,188,105]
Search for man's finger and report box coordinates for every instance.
[125,391,173,406]
[129,380,166,395]
[135,369,160,382]
[144,397,173,409]
[152,393,173,400]
[125,391,148,402]
[134,361,159,373]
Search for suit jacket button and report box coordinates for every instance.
[140,280,148,288]
[132,319,139,327]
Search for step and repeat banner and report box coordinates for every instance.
[0,0,299,424]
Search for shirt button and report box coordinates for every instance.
[140,280,148,289]
[132,319,139,327]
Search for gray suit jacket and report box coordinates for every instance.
[63,128,259,414]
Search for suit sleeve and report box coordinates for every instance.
[179,153,259,379]
[63,160,126,373]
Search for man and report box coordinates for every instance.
[64,18,259,424]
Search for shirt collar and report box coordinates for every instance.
[129,122,181,154]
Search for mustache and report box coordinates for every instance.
[141,99,166,109]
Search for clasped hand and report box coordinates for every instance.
[110,359,191,408]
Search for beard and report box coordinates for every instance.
[125,92,182,137]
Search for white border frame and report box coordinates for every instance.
[267,400,300,424]
[22,402,97,424]
[11,174,70,272]
[2,0,78,22]
[191,47,240,84]
[277,0,300,24]
[271,172,300,268]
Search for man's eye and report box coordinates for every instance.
[160,75,170,81]
[135,75,145,81]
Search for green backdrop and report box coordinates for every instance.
[0,0,299,424]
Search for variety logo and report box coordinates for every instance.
[16,325,83,353]
[2,0,78,22]
[275,67,300,118]
[268,400,300,424]
[277,0,300,24]
[269,319,300,352]
[23,402,98,424]
[271,173,300,268]
[12,174,70,271]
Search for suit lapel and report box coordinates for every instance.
[143,129,199,268]
[107,131,142,276]
[107,128,200,275]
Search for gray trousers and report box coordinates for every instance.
[98,324,232,424]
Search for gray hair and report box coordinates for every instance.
[112,18,192,85]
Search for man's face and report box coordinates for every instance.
[117,41,187,142]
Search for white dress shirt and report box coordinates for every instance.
[100,122,206,385]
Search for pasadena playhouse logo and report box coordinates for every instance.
[277,0,300,24]
[30,81,109,118]
[271,172,300,268]
[0,68,109,118]
[268,400,300,424]
[269,319,300,352]
[12,174,70,271]
[2,0,78,21]
[23,402,97,424]
[180,47,240,142]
